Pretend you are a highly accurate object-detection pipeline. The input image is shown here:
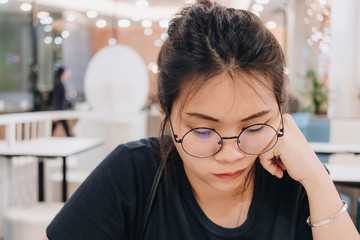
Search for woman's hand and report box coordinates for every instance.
[258,114,326,183]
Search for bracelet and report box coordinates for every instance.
[306,200,348,228]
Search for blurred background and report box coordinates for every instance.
[1,0,356,116]
[1,0,360,239]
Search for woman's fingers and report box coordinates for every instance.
[259,155,284,179]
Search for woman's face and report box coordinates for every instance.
[170,72,281,194]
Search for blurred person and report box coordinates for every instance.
[44,1,359,239]
[50,66,71,137]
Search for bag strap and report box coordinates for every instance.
[138,163,164,240]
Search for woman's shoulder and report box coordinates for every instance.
[102,137,161,174]
[46,137,162,239]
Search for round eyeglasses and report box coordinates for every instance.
[170,117,284,158]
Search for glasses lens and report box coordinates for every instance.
[238,124,278,155]
[181,128,221,157]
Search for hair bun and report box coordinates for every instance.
[196,0,213,8]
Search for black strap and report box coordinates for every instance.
[138,163,164,240]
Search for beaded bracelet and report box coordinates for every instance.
[306,200,348,228]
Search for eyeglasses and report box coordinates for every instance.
[170,113,284,158]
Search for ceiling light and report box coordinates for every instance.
[66,14,76,22]
[118,19,131,28]
[255,0,269,4]
[20,3,32,11]
[144,28,153,36]
[141,19,152,28]
[54,37,63,45]
[266,21,277,29]
[159,19,170,28]
[44,25,53,32]
[44,36,52,44]
[154,39,163,47]
[148,62,158,73]
[61,31,70,38]
[37,11,50,19]
[252,4,264,12]
[317,14,324,21]
[86,10,98,19]
[108,38,117,46]
[96,19,107,28]
[0,0,9,4]
[135,0,148,8]
[131,15,140,22]
[251,11,260,17]
[160,32,168,41]
[40,17,53,25]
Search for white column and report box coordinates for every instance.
[328,0,360,118]
[286,0,308,98]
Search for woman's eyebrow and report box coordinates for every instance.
[240,110,271,122]
[184,112,219,122]
[184,109,271,123]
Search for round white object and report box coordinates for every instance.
[84,45,149,114]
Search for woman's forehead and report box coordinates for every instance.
[175,73,277,116]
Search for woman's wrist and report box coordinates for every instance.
[299,160,330,189]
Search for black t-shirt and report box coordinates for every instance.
[46,137,313,240]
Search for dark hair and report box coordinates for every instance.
[157,0,287,173]
[55,66,66,82]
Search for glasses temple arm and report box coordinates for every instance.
[278,106,285,137]
[169,118,182,143]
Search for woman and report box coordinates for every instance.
[50,66,71,137]
[45,1,359,239]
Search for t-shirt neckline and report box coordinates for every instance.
[180,159,261,237]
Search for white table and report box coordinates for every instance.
[309,142,360,183]
[0,137,104,202]
[324,163,360,183]
[309,142,360,154]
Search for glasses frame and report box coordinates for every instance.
[170,109,284,158]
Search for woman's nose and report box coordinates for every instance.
[213,139,244,162]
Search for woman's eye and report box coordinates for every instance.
[192,129,214,139]
[246,125,264,133]
[194,130,211,135]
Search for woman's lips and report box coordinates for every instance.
[214,169,246,179]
